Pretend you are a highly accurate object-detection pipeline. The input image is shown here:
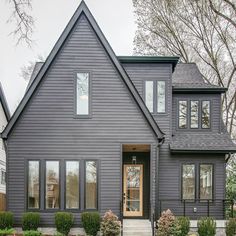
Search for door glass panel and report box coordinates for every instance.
[124,165,143,216]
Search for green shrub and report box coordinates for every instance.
[54,212,74,236]
[22,212,40,231]
[23,230,42,236]
[0,228,15,235]
[81,212,100,236]
[53,232,65,236]
[226,218,236,236]
[100,210,120,236]
[0,212,13,229]
[177,216,190,236]
[197,217,216,236]
[156,209,180,236]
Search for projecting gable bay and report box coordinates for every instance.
[9,13,158,147]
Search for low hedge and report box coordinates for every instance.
[22,212,40,231]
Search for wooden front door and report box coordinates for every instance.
[123,164,143,217]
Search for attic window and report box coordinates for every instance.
[76,73,90,116]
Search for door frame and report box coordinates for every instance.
[123,164,143,217]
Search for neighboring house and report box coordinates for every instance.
[2,1,236,226]
[0,83,10,209]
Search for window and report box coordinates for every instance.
[76,73,89,115]
[145,81,154,113]
[190,101,199,128]
[182,164,195,200]
[157,81,166,113]
[46,161,59,209]
[145,80,166,114]
[202,101,210,128]
[85,161,97,209]
[200,164,213,200]
[179,101,187,128]
[66,161,79,209]
[28,161,39,209]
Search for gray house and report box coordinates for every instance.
[2,1,236,226]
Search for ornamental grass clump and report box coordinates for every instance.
[197,217,216,236]
[0,211,13,229]
[100,210,121,236]
[156,209,180,236]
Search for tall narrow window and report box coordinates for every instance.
[202,101,210,128]
[200,164,213,200]
[66,161,79,209]
[85,161,97,209]
[1,170,6,185]
[46,161,59,209]
[145,81,154,113]
[182,164,195,200]
[190,101,199,128]
[157,81,166,113]
[76,73,89,115]
[179,101,187,128]
[28,161,39,209]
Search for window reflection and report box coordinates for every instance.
[28,161,39,209]
[202,101,210,128]
[179,101,187,128]
[190,101,199,128]
[46,161,59,209]
[145,81,153,113]
[66,161,79,209]
[182,165,195,200]
[77,73,89,115]
[200,164,213,200]
[86,161,97,209]
[157,81,165,113]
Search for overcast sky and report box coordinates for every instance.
[0,0,136,114]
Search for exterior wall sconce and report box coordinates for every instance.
[132,156,137,164]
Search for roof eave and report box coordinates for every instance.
[172,87,227,94]
[118,56,179,72]
[170,148,236,154]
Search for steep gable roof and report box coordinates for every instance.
[2,1,164,140]
[0,83,10,121]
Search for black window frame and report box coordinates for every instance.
[201,100,211,129]
[178,100,188,129]
[84,160,98,210]
[144,80,167,114]
[27,160,40,210]
[74,71,92,118]
[44,160,61,210]
[64,160,80,210]
[199,163,214,201]
[181,163,196,201]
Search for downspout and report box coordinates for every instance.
[155,137,165,219]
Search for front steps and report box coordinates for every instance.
[123,219,152,236]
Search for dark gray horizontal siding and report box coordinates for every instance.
[7,14,157,226]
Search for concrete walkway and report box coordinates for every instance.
[123,219,152,236]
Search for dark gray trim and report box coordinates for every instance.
[74,71,92,118]
[64,160,80,210]
[173,87,227,94]
[84,160,98,210]
[199,163,214,200]
[1,1,164,140]
[0,83,10,121]
[26,160,41,211]
[181,163,196,201]
[170,149,236,154]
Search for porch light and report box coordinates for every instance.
[132,156,137,164]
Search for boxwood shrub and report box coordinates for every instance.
[22,212,40,231]
[81,212,100,236]
[177,216,190,236]
[0,211,13,229]
[54,212,74,236]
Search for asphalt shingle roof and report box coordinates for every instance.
[172,63,226,92]
[170,132,236,153]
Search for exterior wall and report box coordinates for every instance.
[0,103,7,194]
[6,14,158,226]
[124,64,226,219]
